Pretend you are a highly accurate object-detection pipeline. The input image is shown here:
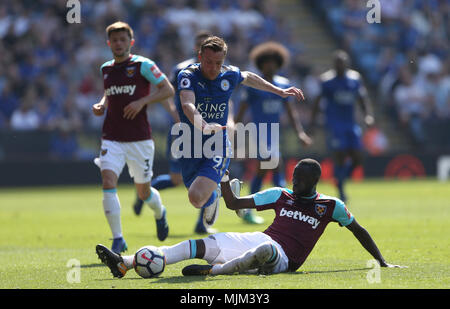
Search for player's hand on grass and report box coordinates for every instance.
[92,103,106,116]
[203,122,226,135]
[123,99,146,120]
[280,87,305,101]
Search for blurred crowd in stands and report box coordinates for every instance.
[314,0,449,148]
[0,0,448,160]
[0,0,307,160]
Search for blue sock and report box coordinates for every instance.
[273,172,286,188]
[334,165,347,201]
[250,176,263,194]
[151,174,175,190]
[201,190,218,209]
[344,160,354,178]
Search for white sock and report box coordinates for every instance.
[159,240,193,265]
[122,255,134,270]
[144,187,164,219]
[103,189,122,239]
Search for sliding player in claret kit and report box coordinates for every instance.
[96,158,405,278]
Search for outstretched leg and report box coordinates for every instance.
[208,241,278,275]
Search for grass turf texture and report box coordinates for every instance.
[0,179,448,289]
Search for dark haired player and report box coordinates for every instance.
[92,21,174,253]
[311,50,374,203]
[96,158,405,278]
[235,41,312,224]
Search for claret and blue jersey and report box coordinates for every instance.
[251,187,354,271]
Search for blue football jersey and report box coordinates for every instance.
[320,69,364,130]
[176,63,244,157]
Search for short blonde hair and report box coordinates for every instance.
[106,21,134,39]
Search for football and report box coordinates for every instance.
[133,246,166,278]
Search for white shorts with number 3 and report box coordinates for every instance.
[98,139,154,184]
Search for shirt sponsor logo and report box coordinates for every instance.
[105,84,136,96]
[280,207,320,229]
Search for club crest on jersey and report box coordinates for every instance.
[126,66,136,78]
[314,204,327,217]
[220,79,230,91]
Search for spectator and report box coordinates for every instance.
[10,87,40,131]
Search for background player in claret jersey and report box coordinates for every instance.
[235,41,312,225]
[96,158,405,278]
[174,36,305,231]
[92,21,174,254]
[311,50,375,203]
[132,30,220,235]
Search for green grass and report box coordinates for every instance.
[0,179,449,289]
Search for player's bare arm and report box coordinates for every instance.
[357,83,375,127]
[241,71,305,101]
[92,94,108,116]
[160,97,180,123]
[220,175,256,210]
[179,89,226,134]
[309,93,323,135]
[123,78,174,120]
[346,219,406,268]
[285,99,312,146]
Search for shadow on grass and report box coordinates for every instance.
[81,263,105,268]
[294,267,371,275]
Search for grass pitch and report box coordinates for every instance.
[0,179,449,289]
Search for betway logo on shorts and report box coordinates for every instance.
[105,85,136,96]
[280,208,320,229]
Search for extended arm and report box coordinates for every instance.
[220,176,256,211]
[241,71,305,101]
[309,93,322,134]
[160,97,180,123]
[357,83,375,127]
[346,219,405,268]
[285,99,312,146]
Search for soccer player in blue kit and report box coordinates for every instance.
[96,158,405,278]
[235,42,312,224]
[311,50,374,203]
[132,30,220,234]
[175,36,305,229]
